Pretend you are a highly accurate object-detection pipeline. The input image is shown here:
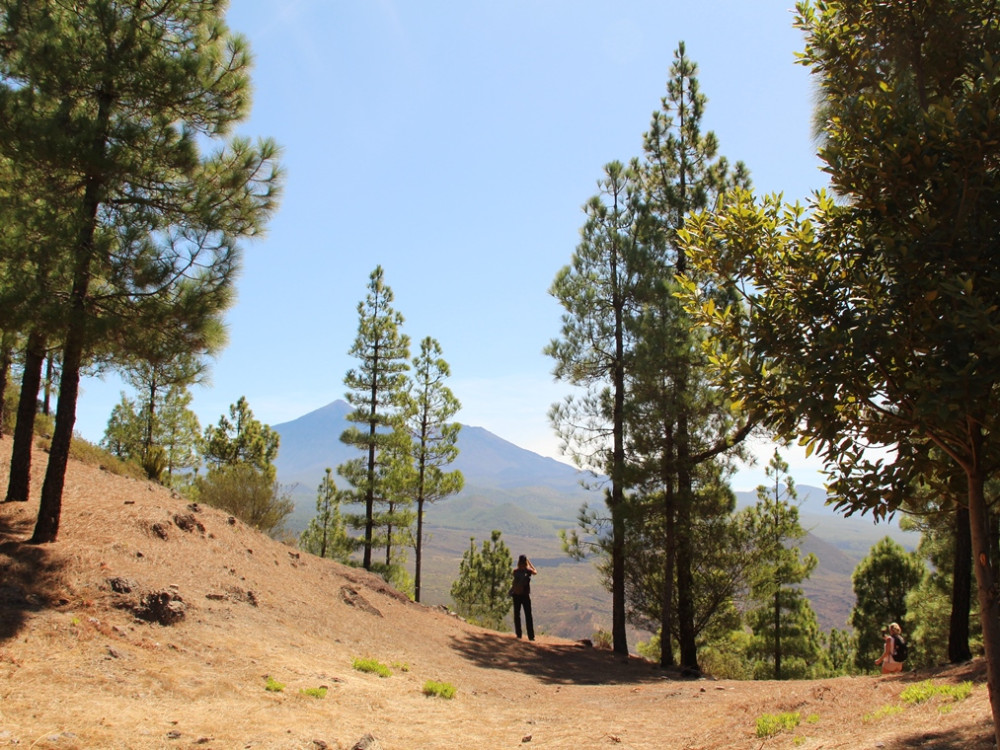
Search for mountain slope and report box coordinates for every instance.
[0,436,991,750]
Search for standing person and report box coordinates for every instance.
[875,622,905,674]
[511,554,537,641]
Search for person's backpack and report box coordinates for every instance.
[892,634,908,662]
[510,569,530,596]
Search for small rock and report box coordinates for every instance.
[107,577,139,594]
[351,735,383,750]
[521,735,532,743]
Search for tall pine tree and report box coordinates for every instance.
[339,266,412,572]
[547,160,645,656]
[0,0,281,542]
[405,336,463,603]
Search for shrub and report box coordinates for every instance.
[592,628,613,650]
[265,676,285,692]
[352,657,391,678]
[422,680,456,699]
[299,687,328,699]
[197,464,293,537]
[755,712,800,738]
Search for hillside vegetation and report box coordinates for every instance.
[0,436,992,749]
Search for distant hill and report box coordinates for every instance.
[274,399,589,495]
[272,400,917,635]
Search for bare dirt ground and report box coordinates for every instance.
[0,435,995,750]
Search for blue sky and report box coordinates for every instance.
[73,1,829,490]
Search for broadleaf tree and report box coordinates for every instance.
[676,0,1000,735]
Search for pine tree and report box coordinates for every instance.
[299,468,351,563]
[546,160,645,656]
[102,382,202,482]
[157,386,202,485]
[450,530,512,630]
[202,396,280,480]
[338,266,412,572]
[743,451,819,679]
[0,0,281,542]
[633,41,752,670]
[405,336,463,602]
[198,397,289,537]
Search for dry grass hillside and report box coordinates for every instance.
[0,435,995,749]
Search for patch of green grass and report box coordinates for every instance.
[352,657,391,678]
[299,686,328,699]
[755,712,800,738]
[805,713,820,725]
[422,680,457,699]
[863,705,903,723]
[900,680,972,705]
[264,676,285,692]
[391,661,410,673]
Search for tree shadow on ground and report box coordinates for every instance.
[0,506,67,643]
[884,724,995,750]
[449,630,678,686]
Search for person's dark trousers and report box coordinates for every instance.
[513,594,534,640]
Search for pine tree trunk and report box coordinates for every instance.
[0,336,13,437]
[414,497,425,603]
[966,464,1000,747]
[676,460,698,669]
[5,332,45,503]
[659,478,676,668]
[773,590,782,680]
[949,503,973,663]
[31,325,83,543]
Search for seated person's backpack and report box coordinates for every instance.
[892,634,908,662]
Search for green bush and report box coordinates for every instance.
[299,686,328,699]
[352,657,391,678]
[755,712,800,738]
[197,464,293,537]
[264,676,285,692]
[422,680,456,699]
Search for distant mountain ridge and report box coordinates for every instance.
[273,399,588,496]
